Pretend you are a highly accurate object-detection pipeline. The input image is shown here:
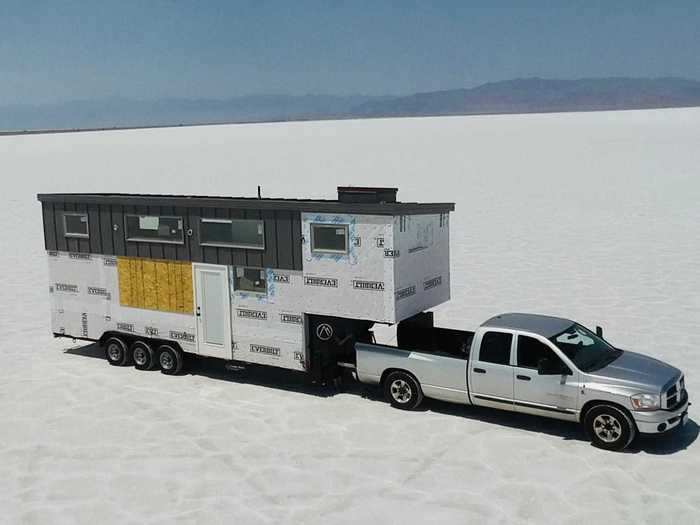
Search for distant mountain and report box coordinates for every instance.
[2,77,700,133]
[351,77,700,117]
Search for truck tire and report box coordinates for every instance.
[131,340,155,371]
[584,404,637,451]
[384,371,424,410]
[157,344,184,375]
[105,336,129,366]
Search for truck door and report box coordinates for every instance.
[469,330,515,410]
[512,334,579,420]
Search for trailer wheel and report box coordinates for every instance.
[157,344,184,375]
[104,336,129,366]
[584,404,636,451]
[384,371,423,410]
[131,340,155,371]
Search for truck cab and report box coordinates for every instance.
[356,312,690,451]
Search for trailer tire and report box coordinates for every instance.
[584,404,637,451]
[131,340,155,371]
[104,336,129,366]
[384,371,424,410]
[157,344,184,375]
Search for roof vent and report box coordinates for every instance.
[337,186,398,204]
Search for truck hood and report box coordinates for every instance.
[590,350,681,392]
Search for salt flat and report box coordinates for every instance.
[1,108,699,524]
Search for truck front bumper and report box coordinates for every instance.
[633,399,690,434]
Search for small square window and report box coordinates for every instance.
[63,212,89,238]
[234,267,267,294]
[311,224,348,254]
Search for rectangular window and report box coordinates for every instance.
[234,267,267,294]
[125,215,183,244]
[311,224,348,254]
[200,218,264,249]
[517,335,554,369]
[63,212,89,238]
[478,331,513,365]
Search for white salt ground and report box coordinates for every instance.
[1,108,699,524]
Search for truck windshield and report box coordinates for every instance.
[549,324,622,372]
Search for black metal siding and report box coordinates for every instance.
[41,200,304,271]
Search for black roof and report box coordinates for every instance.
[481,313,575,338]
[36,192,455,215]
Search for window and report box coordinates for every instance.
[550,323,622,372]
[478,331,512,365]
[311,224,348,253]
[234,267,267,294]
[63,212,89,238]
[125,215,183,243]
[517,335,554,369]
[200,218,264,249]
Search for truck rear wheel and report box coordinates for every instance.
[131,340,155,371]
[105,336,129,366]
[157,344,184,375]
[384,371,423,410]
[584,404,636,451]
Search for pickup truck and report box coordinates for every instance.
[355,312,690,451]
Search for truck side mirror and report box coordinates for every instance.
[595,326,604,338]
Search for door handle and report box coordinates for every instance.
[473,368,486,374]
[516,375,531,381]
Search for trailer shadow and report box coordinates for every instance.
[65,342,697,455]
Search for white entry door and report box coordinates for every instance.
[193,263,232,360]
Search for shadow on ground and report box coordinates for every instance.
[65,342,697,455]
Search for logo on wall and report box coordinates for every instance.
[376,237,385,248]
[87,287,111,299]
[81,313,88,337]
[55,283,79,293]
[316,323,334,341]
[424,276,442,290]
[272,273,290,283]
[170,330,195,343]
[145,326,159,337]
[250,344,280,357]
[352,280,385,291]
[69,253,91,261]
[48,251,59,257]
[237,308,267,321]
[352,237,361,247]
[395,285,416,300]
[280,313,303,325]
[103,257,118,267]
[384,249,400,258]
[304,276,338,288]
[117,322,134,333]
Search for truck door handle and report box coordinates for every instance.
[517,375,531,381]
[473,368,486,374]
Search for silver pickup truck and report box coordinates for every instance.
[355,312,690,451]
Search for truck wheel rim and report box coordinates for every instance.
[108,344,122,361]
[160,352,174,370]
[134,348,147,365]
[593,414,622,443]
[390,379,412,403]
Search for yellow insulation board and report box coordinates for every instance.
[117,257,193,314]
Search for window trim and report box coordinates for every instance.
[124,214,184,244]
[310,223,349,254]
[63,212,90,239]
[476,329,515,366]
[199,218,265,250]
[233,266,268,295]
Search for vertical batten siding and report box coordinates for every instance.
[42,200,304,271]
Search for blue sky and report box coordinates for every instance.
[1,1,698,105]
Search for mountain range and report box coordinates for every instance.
[2,77,700,132]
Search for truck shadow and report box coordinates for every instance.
[66,342,698,455]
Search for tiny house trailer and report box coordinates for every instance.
[37,187,454,378]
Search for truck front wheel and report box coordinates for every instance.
[384,371,424,410]
[584,404,636,451]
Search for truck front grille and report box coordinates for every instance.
[663,375,686,410]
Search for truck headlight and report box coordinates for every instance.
[630,393,661,411]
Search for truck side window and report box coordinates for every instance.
[517,335,554,369]
[479,332,512,365]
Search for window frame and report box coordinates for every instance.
[477,330,514,366]
[124,214,184,244]
[233,266,268,295]
[310,223,349,254]
[63,212,90,239]
[199,218,265,250]
[516,333,557,370]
